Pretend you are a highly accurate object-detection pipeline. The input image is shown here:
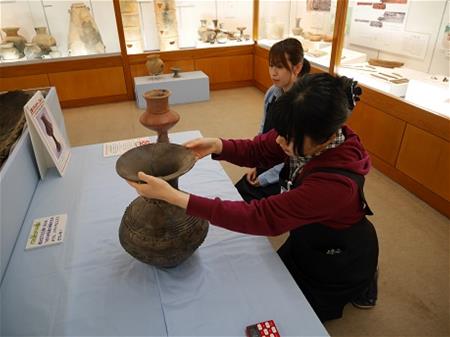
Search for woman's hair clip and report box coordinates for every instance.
[349,80,362,110]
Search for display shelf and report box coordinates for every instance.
[337,63,450,118]
[405,79,449,119]
[257,39,366,70]
[118,0,254,54]
[0,1,120,64]
[258,0,337,46]
[0,51,121,66]
[339,0,449,117]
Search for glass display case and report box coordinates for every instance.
[257,0,366,69]
[0,0,121,64]
[337,0,449,118]
[118,0,254,54]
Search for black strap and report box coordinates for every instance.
[262,96,278,133]
[300,167,374,216]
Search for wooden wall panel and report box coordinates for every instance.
[195,54,253,84]
[359,84,450,141]
[0,74,49,92]
[254,55,271,90]
[396,125,450,201]
[48,67,127,101]
[348,101,406,166]
[370,151,450,218]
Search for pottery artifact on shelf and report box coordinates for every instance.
[1,27,26,57]
[145,54,165,76]
[32,26,56,54]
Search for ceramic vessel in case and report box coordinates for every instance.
[68,2,106,56]
[0,42,20,60]
[198,19,208,42]
[292,18,304,36]
[24,43,42,59]
[32,27,56,54]
[1,27,26,57]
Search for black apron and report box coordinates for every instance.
[235,95,282,202]
[277,167,379,322]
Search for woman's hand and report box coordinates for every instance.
[127,172,172,200]
[127,172,190,209]
[245,168,260,187]
[183,137,223,159]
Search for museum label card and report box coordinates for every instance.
[26,214,67,250]
[103,137,152,157]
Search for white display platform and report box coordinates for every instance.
[405,79,450,118]
[134,71,209,108]
[338,65,409,97]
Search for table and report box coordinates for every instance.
[1,131,329,336]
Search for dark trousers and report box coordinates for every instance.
[278,218,379,322]
[235,175,280,202]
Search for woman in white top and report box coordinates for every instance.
[235,38,311,202]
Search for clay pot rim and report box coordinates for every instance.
[116,143,196,183]
[146,54,161,58]
[144,89,171,100]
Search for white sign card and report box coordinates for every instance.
[24,91,71,178]
[348,0,429,60]
[26,214,67,250]
[103,137,152,157]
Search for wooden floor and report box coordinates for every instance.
[63,87,449,336]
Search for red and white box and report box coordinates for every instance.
[246,320,280,337]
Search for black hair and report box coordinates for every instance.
[272,73,362,155]
[269,38,311,77]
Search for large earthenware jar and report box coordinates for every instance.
[116,143,209,268]
[32,27,56,54]
[140,89,180,143]
[68,2,105,56]
[1,27,26,57]
[145,54,164,76]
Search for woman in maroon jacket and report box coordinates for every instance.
[128,73,379,322]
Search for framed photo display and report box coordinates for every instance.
[24,91,71,178]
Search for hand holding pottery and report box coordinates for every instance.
[183,137,223,159]
[128,171,174,201]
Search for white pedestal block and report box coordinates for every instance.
[134,71,209,108]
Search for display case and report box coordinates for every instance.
[0,0,121,63]
[336,0,449,118]
[117,0,254,54]
[328,0,450,218]
[257,0,366,69]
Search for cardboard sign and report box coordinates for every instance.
[24,91,70,178]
